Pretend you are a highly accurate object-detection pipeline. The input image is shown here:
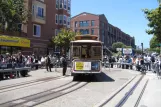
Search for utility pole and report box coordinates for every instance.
[141,43,143,55]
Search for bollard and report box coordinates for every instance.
[111,63,113,68]
[130,65,133,70]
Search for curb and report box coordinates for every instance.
[93,74,138,107]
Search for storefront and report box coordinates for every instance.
[0,35,30,55]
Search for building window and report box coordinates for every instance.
[56,0,59,9]
[32,5,35,15]
[64,15,67,25]
[59,0,63,9]
[75,21,78,27]
[67,0,70,13]
[59,15,63,25]
[102,22,105,28]
[75,29,77,33]
[91,20,95,26]
[55,14,58,24]
[79,21,89,27]
[33,24,41,37]
[64,0,67,9]
[55,29,58,36]
[80,29,89,35]
[101,30,105,42]
[37,7,44,18]
[67,17,70,28]
[91,28,94,35]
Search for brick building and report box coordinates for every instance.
[71,12,135,49]
[21,0,71,55]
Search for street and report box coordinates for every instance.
[0,67,160,107]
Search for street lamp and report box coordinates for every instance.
[141,43,143,55]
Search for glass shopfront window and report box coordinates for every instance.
[0,46,21,55]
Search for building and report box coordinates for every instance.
[21,0,71,55]
[71,12,135,49]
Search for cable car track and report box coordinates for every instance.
[0,76,67,93]
[95,74,149,107]
[0,81,89,107]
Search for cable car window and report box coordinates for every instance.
[92,46,101,56]
[73,46,81,57]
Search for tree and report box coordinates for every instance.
[142,4,161,42]
[150,36,159,48]
[53,28,80,55]
[0,0,30,32]
[134,49,142,54]
[112,42,126,50]
[125,46,132,48]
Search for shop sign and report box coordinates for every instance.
[0,35,30,47]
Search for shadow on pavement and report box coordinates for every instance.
[73,72,115,82]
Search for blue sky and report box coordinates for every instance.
[71,0,158,48]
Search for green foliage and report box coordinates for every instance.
[112,42,126,50]
[0,0,30,31]
[134,49,142,54]
[53,28,80,54]
[112,51,122,56]
[125,46,132,48]
[142,4,161,42]
[148,48,160,53]
[150,36,159,48]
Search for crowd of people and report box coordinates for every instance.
[1,51,161,78]
[104,53,161,76]
[0,52,68,76]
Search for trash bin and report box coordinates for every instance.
[122,64,124,69]
[130,65,133,70]
[35,60,38,70]
[126,65,129,69]
[111,63,113,68]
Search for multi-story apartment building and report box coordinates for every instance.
[21,0,71,55]
[71,12,135,49]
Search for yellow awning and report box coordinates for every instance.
[0,35,30,48]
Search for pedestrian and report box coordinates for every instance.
[62,54,67,76]
[45,55,51,72]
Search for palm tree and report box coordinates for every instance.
[158,0,161,4]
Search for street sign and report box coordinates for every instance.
[155,43,161,47]
[123,48,132,54]
[116,48,122,51]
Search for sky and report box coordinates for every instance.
[71,0,159,48]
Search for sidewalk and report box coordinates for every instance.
[0,67,71,87]
[138,74,161,107]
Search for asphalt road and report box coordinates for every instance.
[0,67,146,107]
